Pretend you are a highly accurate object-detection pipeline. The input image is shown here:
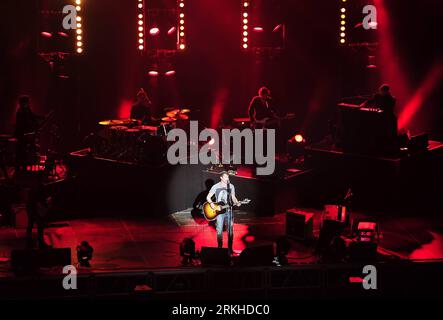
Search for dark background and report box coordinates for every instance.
[1,0,442,153]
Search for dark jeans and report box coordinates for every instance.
[26,204,46,246]
[216,208,234,252]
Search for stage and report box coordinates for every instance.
[1,206,443,299]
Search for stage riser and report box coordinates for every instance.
[1,262,442,300]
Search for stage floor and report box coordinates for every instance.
[1,208,443,278]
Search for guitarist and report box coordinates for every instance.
[248,86,277,129]
[15,95,44,170]
[206,171,240,254]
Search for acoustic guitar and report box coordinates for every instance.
[202,199,251,221]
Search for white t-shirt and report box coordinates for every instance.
[209,182,236,204]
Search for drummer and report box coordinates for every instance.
[130,88,153,125]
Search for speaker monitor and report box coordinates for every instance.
[316,219,345,255]
[11,248,71,273]
[239,244,274,267]
[200,247,230,266]
[286,209,314,241]
[348,241,378,262]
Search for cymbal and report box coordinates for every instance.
[161,117,177,122]
[176,114,189,120]
[99,119,136,126]
[166,111,179,118]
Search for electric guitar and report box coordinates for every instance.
[202,199,251,221]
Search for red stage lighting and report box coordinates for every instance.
[294,134,304,143]
[253,27,264,32]
[41,32,52,38]
[148,71,159,76]
[273,24,282,32]
[137,0,145,51]
[165,70,176,76]
[167,27,176,35]
[149,27,160,36]
[58,32,69,37]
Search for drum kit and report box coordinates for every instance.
[96,107,191,165]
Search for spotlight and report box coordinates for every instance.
[57,32,69,37]
[293,134,304,143]
[165,70,176,76]
[253,27,264,32]
[273,24,283,32]
[179,237,196,265]
[167,27,176,35]
[76,241,93,267]
[148,71,159,77]
[41,32,52,38]
[149,27,160,36]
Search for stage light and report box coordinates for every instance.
[148,71,159,76]
[273,24,282,32]
[165,70,176,76]
[167,27,176,35]
[294,134,304,143]
[339,3,346,45]
[74,0,84,54]
[357,222,378,242]
[253,27,264,32]
[58,32,69,37]
[41,32,52,38]
[137,0,145,51]
[76,241,93,267]
[149,27,160,36]
[179,237,196,265]
[178,1,186,51]
[241,1,249,49]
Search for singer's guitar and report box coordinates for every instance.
[202,199,251,221]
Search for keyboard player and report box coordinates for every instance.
[360,84,396,115]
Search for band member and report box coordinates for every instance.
[15,95,41,170]
[360,84,396,114]
[361,84,398,138]
[26,184,52,248]
[248,86,277,127]
[206,172,240,254]
[130,88,153,125]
